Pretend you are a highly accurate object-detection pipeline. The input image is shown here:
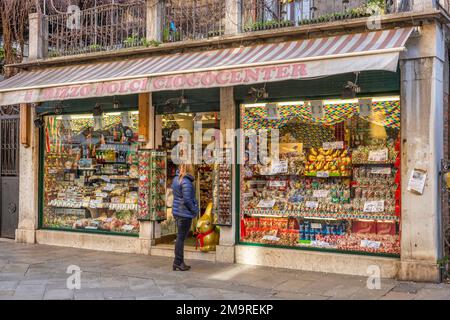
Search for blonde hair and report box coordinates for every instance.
[179,163,195,182]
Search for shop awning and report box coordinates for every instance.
[0,27,413,106]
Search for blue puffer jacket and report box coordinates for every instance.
[172,171,199,219]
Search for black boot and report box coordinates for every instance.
[173,262,191,271]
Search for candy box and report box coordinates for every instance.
[352,220,377,234]
[376,221,397,235]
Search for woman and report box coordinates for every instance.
[171,163,199,271]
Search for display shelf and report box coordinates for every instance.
[138,150,167,221]
[244,210,399,221]
[352,162,395,166]
[48,203,138,211]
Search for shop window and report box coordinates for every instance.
[239,97,401,256]
[42,111,141,235]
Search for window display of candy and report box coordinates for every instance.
[298,220,348,242]
[240,98,402,256]
[305,147,352,177]
[242,177,351,214]
[42,113,141,235]
[351,166,399,215]
[315,233,400,255]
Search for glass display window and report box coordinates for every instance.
[41,111,141,235]
[239,97,401,256]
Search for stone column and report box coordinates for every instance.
[146,0,164,42]
[225,0,242,35]
[216,87,237,263]
[398,23,446,282]
[138,93,158,253]
[16,106,40,244]
[28,13,48,61]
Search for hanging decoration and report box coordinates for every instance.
[242,100,400,131]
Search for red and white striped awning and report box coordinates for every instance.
[0,27,413,105]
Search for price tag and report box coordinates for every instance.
[269,181,287,188]
[368,149,388,162]
[360,240,381,249]
[311,223,322,229]
[101,175,111,183]
[95,192,108,198]
[122,225,135,232]
[363,200,385,213]
[323,141,344,150]
[103,183,116,191]
[262,235,280,241]
[316,171,329,178]
[305,201,319,209]
[313,190,329,198]
[270,160,288,174]
[257,199,276,208]
[371,167,392,175]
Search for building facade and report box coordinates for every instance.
[0,0,448,282]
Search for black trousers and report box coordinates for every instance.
[174,216,192,266]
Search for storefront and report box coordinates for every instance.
[0,24,446,281]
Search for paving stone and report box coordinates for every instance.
[391,282,424,294]
[272,291,330,300]
[0,290,14,297]
[414,288,450,300]
[14,284,46,298]
[380,291,416,300]
[0,281,18,290]
[2,241,450,300]
[43,288,75,300]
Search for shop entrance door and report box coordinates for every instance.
[0,105,20,239]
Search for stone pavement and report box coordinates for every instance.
[0,240,449,300]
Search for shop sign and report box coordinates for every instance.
[265,103,280,120]
[359,98,373,116]
[407,169,427,195]
[309,100,324,118]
